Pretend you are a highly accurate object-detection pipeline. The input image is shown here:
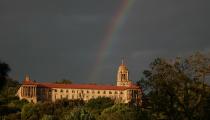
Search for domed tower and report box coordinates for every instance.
[117,60,132,86]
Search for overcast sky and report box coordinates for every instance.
[0,0,210,84]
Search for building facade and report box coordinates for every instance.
[16,61,142,104]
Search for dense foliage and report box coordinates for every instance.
[139,52,210,120]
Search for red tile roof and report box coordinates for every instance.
[23,80,140,90]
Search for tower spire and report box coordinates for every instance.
[24,73,30,82]
[121,57,126,65]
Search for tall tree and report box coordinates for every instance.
[140,52,210,120]
[0,60,10,90]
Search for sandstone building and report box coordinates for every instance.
[16,61,142,104]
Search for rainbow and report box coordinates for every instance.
[89,0,136,82]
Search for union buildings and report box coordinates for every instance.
[16,61,142,105]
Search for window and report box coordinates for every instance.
[60,89,63,92]
[115,91,118,94]
[66,90,69,93]
[81,90,84,93]
[120,91,123,94]
[109,91,112,94]
[54,89,57,92]
[92,90,95,94]
[87,90,89,93]
[72,90,75,93]
[122,74,126,79]
[98,91,100,94]
[72,95,74,99]
[60,95,62,99]
[48,90,52,94]
[103,91,106,94]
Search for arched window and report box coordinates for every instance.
[122,74,126,79]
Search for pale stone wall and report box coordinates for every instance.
[50,88,140,103]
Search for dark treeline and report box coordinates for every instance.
[0,51,210,120]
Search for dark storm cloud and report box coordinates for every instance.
[0,0,209,84]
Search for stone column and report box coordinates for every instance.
[26,86,27,97]
[30,86,32,97]
[26,86,28,97]
[23,86,25,97]
[28,86,30,97]
[34,87,36,97]
[33,86,35,97]
[29,86,31,97]
[24,86,26,97]
[22,87,24,97]
[31,86,33,97]
[21,87,23,96]
[27,86,29,97]
[32,86,34,97]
